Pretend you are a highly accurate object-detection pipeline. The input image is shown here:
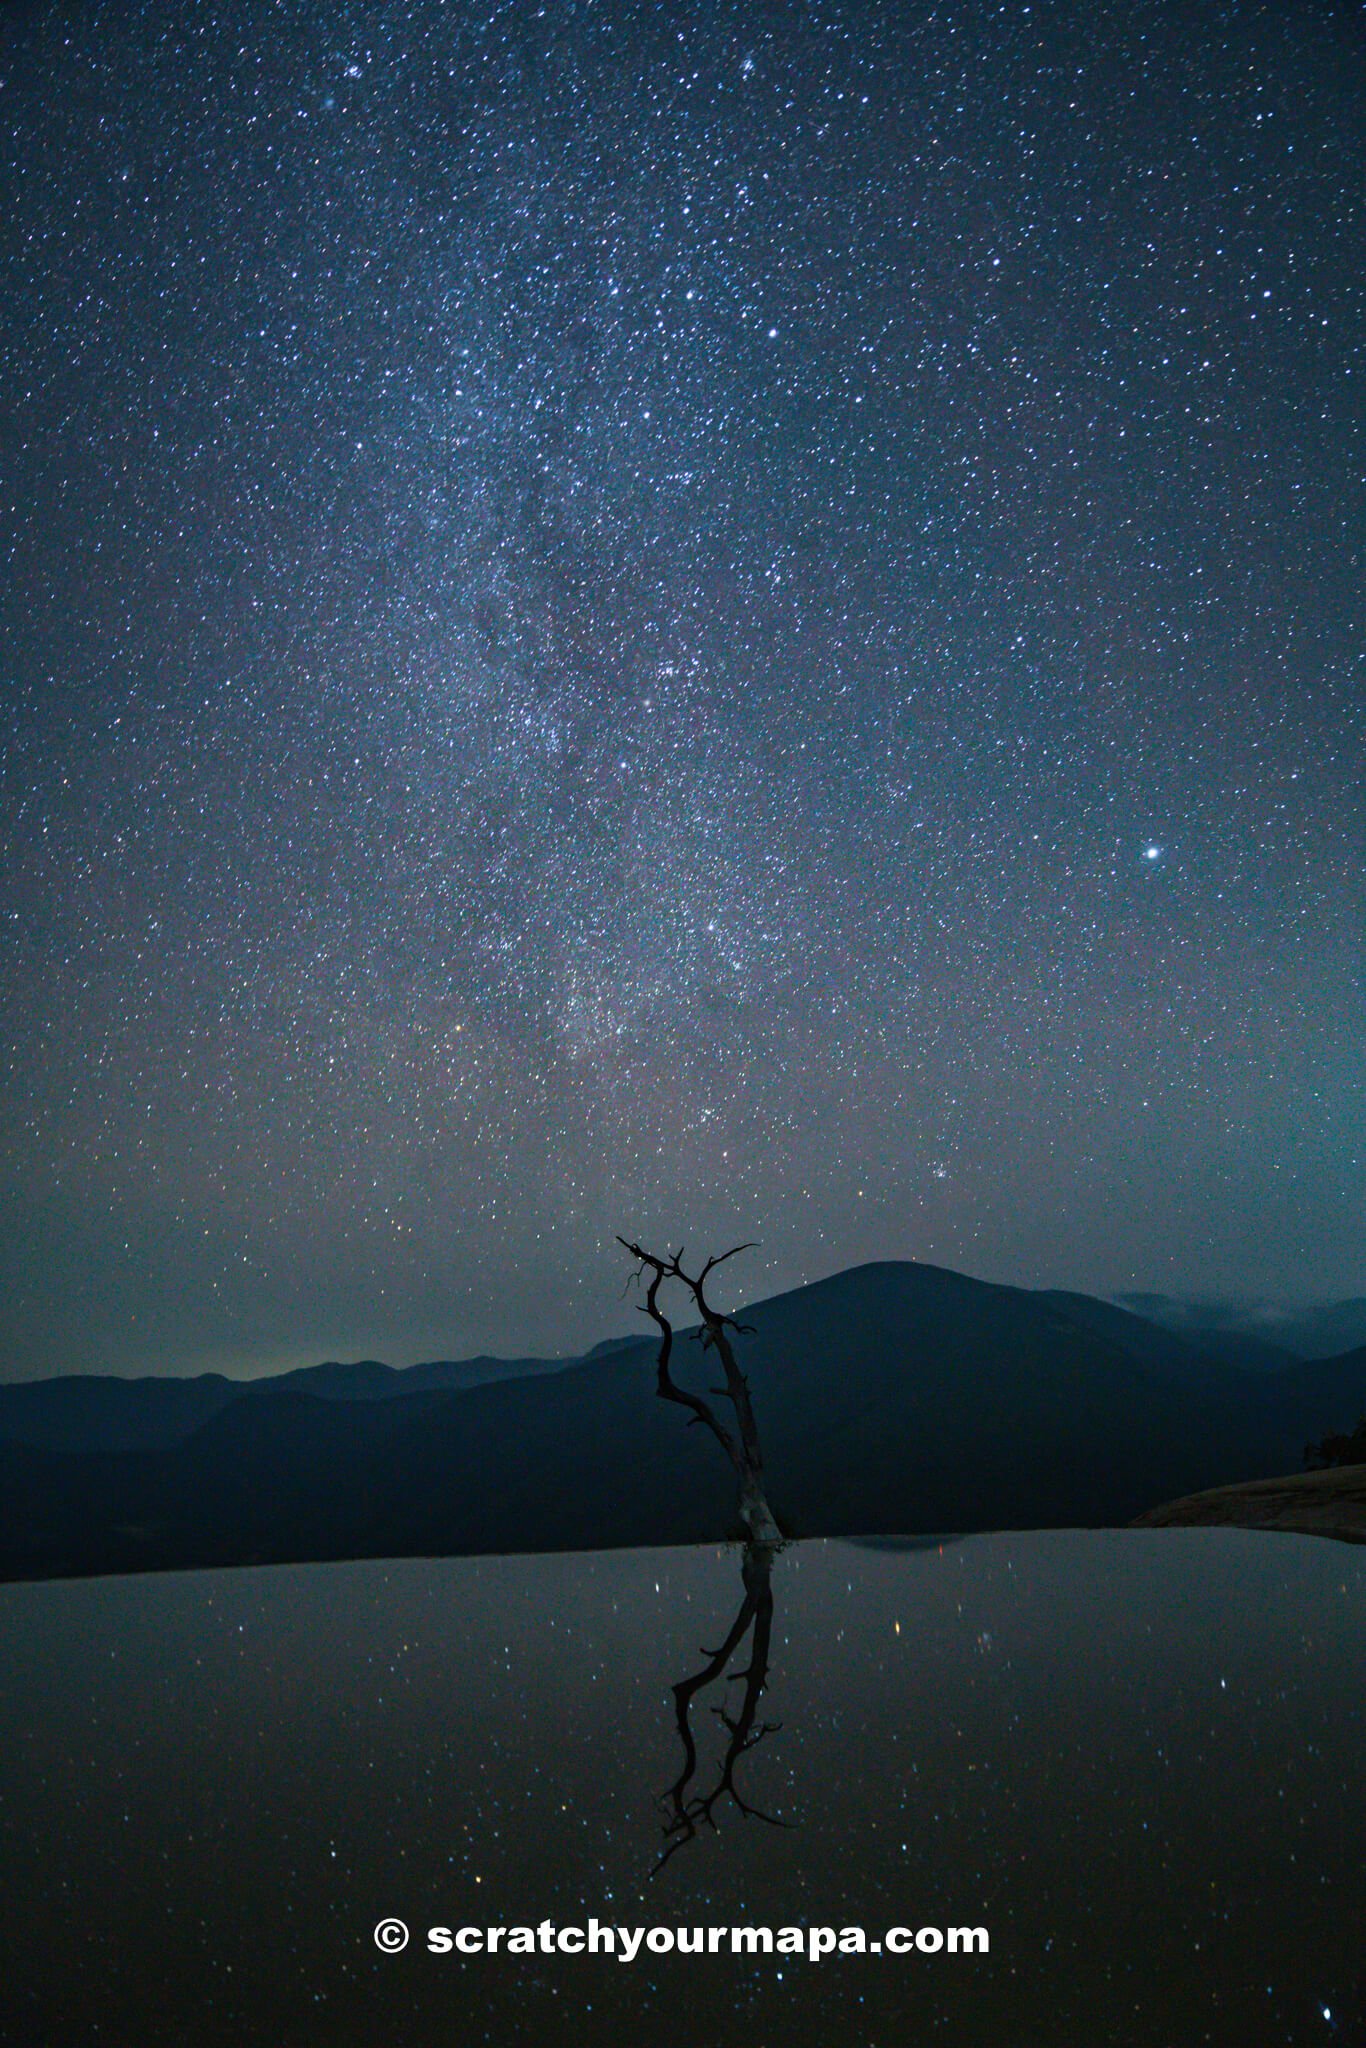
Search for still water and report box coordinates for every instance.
[1,1530,1363,2046]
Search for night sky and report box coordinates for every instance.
[1,0,1362,1382]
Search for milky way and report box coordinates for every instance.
[1,0,1362,1378]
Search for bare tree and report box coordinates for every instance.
[617,1237,783,1547]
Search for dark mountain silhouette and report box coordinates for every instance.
[280,1353,575,1400]
[0,1372,243,1455]
[1034,1289,1275,1383]
[1289,1301,1366,1359]
[0,1350,576,1453]
[2,1261,1363,1582]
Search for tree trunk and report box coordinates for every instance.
[738,1472,783,1548]
[618,1237,784,1547]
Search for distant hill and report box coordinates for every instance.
[0,1350,577,1453]
[1034,1289,1280,1379]
[2,1260,1364,1583]
[1114,1291,1366,1366]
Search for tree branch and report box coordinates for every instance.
[617,1233,782,1548]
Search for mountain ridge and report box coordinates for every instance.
[3,1258,1364,1582]
[0,1348,579,1453]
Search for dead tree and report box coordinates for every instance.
[617,1237,782,1548]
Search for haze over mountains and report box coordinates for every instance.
[2,1260,1363,1583]
[1112,1292,1366,1367]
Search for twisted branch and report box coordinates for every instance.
[616,1238,774,1529]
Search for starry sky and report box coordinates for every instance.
[1,0,1362,1382]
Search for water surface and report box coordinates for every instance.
[2,1530,1363,2045]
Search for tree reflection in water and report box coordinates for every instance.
[654,1539,790,1873]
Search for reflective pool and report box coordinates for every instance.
[2,1529,1363,2045]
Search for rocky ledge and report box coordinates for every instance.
[1133,1462,1366,1545]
